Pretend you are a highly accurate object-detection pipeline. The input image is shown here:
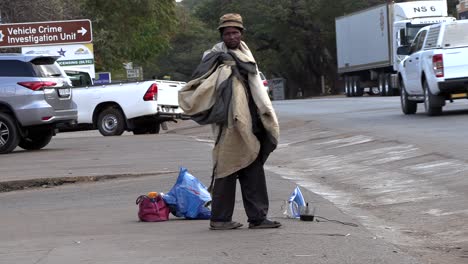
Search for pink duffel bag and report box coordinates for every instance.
[136,193,170,222]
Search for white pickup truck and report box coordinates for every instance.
[63,70,186,135]
[397,20,468,116]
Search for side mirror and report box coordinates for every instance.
[397,46,410,56]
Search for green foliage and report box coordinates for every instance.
[81,0,177,71]
[186,0,333,97]
[144,4,218,81]
[176,0,461,98]
[446,0,459,17]
[0,0,461,88]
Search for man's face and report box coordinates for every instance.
[222,27,242,49]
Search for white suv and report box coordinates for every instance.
[0,54,77,154]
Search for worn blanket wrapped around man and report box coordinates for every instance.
[178,41,280,179]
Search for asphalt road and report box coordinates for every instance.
[1,95,467,264]
[269,96,468,263]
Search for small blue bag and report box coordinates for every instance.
[162,167,211,219]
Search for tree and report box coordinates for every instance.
[81,0,177,71]
[191,0,335,98]
[144,3,218,81]
[446,0,459,17]
[0,0,82,23]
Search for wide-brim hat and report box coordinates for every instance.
[217,13,244,30]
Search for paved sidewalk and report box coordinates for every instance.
[0,127,425,264]
[0,123,211,190]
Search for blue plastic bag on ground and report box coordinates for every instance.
[162,167,211,219]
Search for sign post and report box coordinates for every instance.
[94,72,112,84]
[0,19,92,48]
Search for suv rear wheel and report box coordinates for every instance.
[0,113,20,154]
[18,129,53,150]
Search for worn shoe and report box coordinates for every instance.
[248,219,282,229]
[209,221,243,230]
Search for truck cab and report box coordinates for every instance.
[336,0,455,98]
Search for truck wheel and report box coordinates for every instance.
[347,76,354,97]
[97,107,125,136]
[0,113,20,154]
[352,76,363,97]
[400,80,417,115]
[344,76,351,97]
[384,74,393,96]
[369,87,380,96]
[378,74,386,96]
[423,81,443,116]
[18,129,53,150]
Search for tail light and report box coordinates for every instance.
[143,83,158,101]
[263,80,268,86]
[432,54,444,78]
[18,81,57,91]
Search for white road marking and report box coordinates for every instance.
[316,135,374,148]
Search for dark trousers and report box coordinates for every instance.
[210,153,269,223]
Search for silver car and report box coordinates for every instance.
[0,54,77,154]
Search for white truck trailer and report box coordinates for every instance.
[335,0,455,97]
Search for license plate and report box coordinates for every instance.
[58,88,71,97]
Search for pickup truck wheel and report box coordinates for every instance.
[97,108,125,136]
[132,123,160,135]
[18,129,53,150]
[423,81,443,116]
[0,113,20,154]
[148,123,160,134]
[400,81,417,115]
[132,128,146,135]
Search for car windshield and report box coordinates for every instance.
[442,22,468,48]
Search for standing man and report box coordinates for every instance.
[179,13,281,230]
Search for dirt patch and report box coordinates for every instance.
[0,171,176,193]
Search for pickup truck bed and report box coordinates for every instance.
[65,79,186,136]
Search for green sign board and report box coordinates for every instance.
[58,59,94,66]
